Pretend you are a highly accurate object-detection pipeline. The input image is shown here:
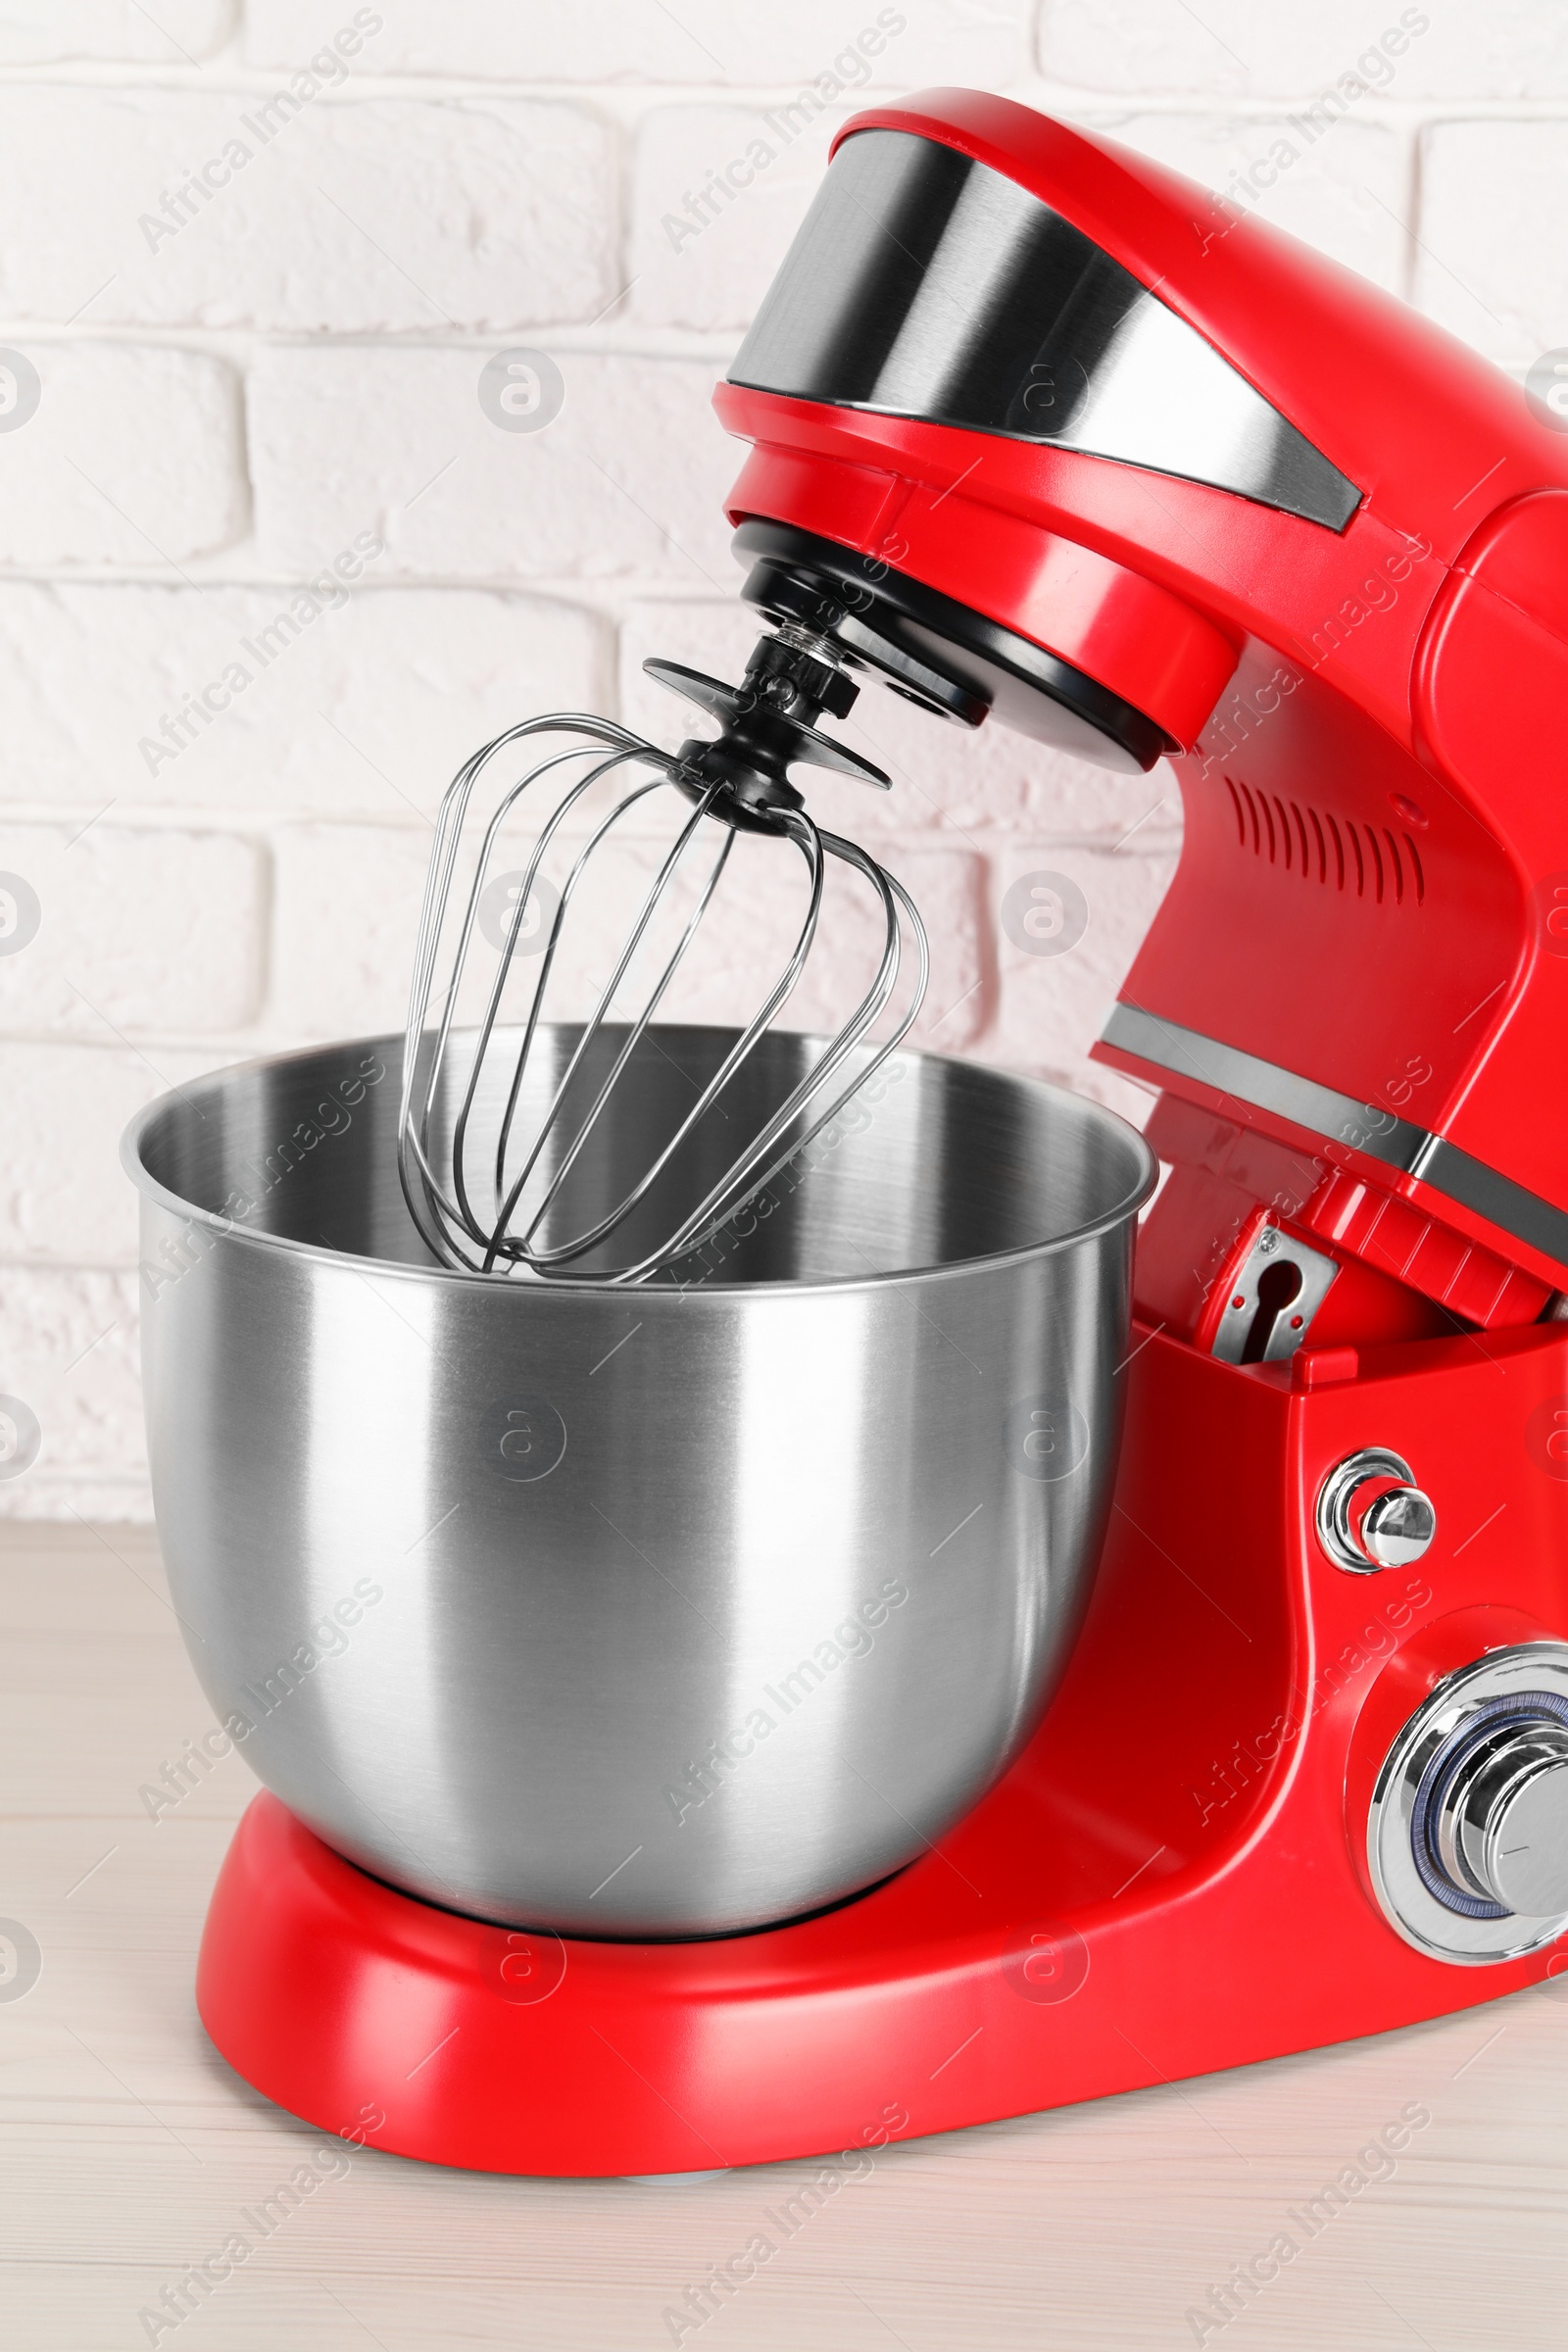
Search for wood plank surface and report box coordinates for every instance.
[2,1523,1564,2350]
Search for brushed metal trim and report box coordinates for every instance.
[1102,1001,1568,1273]
[729,128,1362,531]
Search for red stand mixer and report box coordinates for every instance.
[194,90,1568,2173]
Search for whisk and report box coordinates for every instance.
[397,625,929,1285]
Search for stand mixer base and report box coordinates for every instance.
[195,1329,1568,2177]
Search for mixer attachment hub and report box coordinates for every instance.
[648,633,890,835]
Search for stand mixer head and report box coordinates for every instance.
[398,624,926,1284]
[710,87,1568,1341]
[405,81,1568,1321]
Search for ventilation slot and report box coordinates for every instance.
[1384,828,1404,905]
[1221,778,1424,909]
[1325,812,1346,891]
[1404,831,1425,904]
[1366,825,1384,903]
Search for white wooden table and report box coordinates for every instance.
[3,1521,1564,2351]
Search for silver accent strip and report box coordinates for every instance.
[1102,1001,1568,1273]
[730,128,1361,531]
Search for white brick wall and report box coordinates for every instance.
[1416,121,1568,358]
[0,580,608,814]
[0,344,246,564]
[0,2,233,65]
[0,87,617,330]
[248,348,737,579]
[244,3,1026,87]
[0,820,264,1033]
[0,0,1553,1516]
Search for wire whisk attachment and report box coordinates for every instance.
[397,626,928,1284]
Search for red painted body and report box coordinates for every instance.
[200,92,1568,2168]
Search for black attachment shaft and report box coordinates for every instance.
[644,627,890,833]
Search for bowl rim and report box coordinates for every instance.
[120,1024,1158,1298]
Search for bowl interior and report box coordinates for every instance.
[129,1025,1152,1285]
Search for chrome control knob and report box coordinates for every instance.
[1368,1642,1568,1963]
[1353,1481,1437,1568]
[1435,1721,1568,1918]
[1316,1447,1435,1574]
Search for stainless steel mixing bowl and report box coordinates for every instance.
[123,1025,1154,1936]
